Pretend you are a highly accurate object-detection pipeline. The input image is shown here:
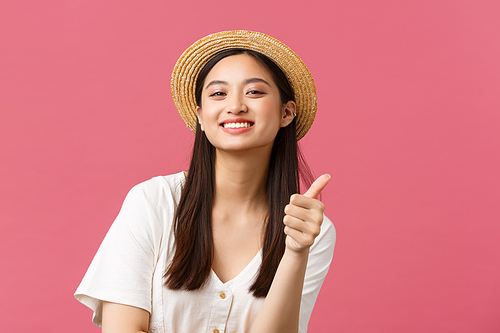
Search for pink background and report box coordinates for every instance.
[1,1,499,332]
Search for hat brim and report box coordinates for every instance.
[170,30,317,141]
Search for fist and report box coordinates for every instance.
[283,174,330,253]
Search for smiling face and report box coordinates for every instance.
[196,53,296,154]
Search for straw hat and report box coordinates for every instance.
[170,30,317,140]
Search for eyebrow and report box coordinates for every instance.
[243,78,271,86]
[205,80,227,89]
[205,78,271,89]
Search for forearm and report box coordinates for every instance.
[250,248,309,333]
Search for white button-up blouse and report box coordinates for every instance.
[75,171,336,333]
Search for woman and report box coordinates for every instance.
[75,30,336,333]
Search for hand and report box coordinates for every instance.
[283,174,330,253]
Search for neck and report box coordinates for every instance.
[213,147,272,214]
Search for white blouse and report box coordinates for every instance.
[75,171,336,333]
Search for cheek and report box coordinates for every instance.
[198,104,218,125]
[252,97,281,114]
[260,100,285,125]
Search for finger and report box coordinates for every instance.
[283,214,305,229]
[284,226,315,248]
[290,193,324,210]
[284,203,324,224]
[284,204,310,222]
[284,225,304,239]
[303,174,330,199]
[284,215,319,235]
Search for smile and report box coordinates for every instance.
[222,122,254,128]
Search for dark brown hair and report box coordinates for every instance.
[164,49,313,297]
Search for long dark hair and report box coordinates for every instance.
[164,49,313,297]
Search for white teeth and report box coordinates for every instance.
[223,122,252,128]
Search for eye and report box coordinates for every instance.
[209,91,226,97]
[247,90,264,95]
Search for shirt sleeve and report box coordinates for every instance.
[74,180,166,327]
[299,214,336,333]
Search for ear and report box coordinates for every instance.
[280,101,296,128]
[196,106,204,131]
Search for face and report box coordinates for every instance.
[196,54,296,153]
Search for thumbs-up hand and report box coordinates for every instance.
[283,174,330,253]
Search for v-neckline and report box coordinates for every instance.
[178,171,263,287]
[211,249,262,287]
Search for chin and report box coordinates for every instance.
[216,141,275,153]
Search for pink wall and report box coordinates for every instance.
[1,1,499,331]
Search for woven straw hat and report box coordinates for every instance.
[171,30,317,140]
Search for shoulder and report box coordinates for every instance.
[131,171,185,195]
[125,171,186,208]
[113,171,186,231]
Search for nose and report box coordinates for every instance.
[226,92,248,114]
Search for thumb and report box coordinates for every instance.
[303,174,331,199]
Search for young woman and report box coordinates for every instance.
[75,30,336,333]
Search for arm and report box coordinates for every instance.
[102,302,149,333]
[251,174,331,333]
